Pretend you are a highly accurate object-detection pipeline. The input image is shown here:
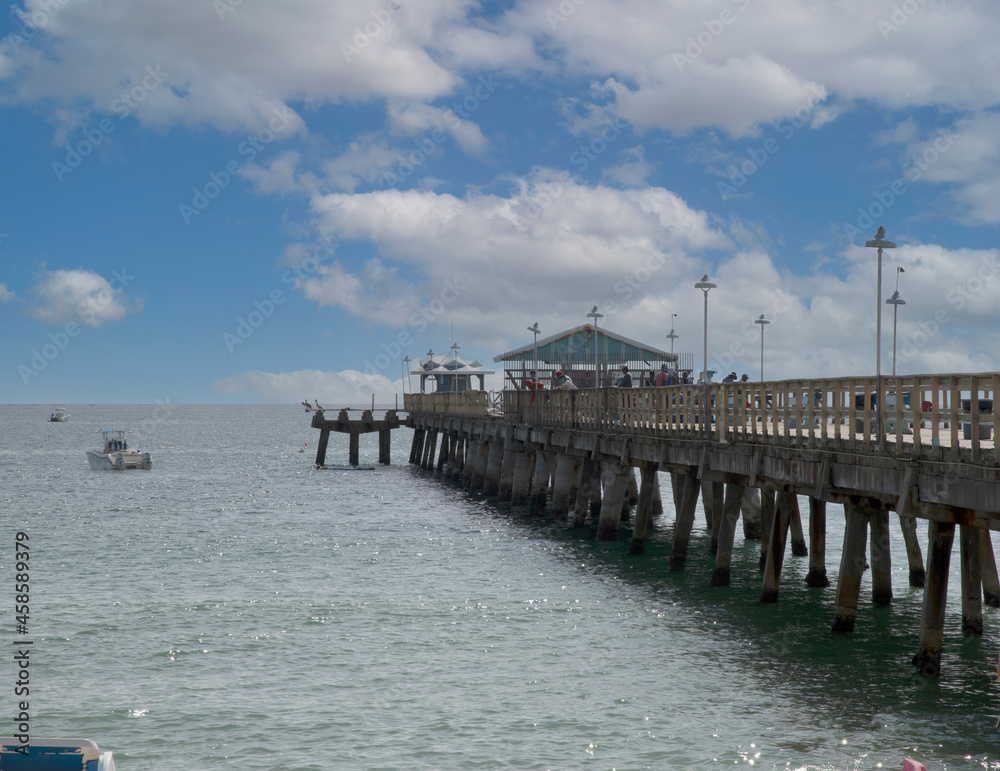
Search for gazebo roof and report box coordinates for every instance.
[410,350,495,376]
[493,324,674,364]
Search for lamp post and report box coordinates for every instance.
[694,274,716,434]
[666,313,678,369]
[864,227,896,445]
[754,314,770,382]
[587,306,604,389]
[886,290,905,377]
[527,322,540,384]
[402,355,411,394]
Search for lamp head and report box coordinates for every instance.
[695,274,717,290]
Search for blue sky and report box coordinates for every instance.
[2,0,999,404]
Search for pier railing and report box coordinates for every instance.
[406,373,998,463]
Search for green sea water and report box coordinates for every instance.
[2,404,999,770]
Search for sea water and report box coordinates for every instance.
[2,403,1000,770]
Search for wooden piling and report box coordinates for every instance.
[528,451,551,515]
[832,503,870,632]
[498,440,517,501]
[898,514,926,587]
[758,489,774,571]
[670,472,701,571]
[650,471,663,517]
[511,447,533,506]
[913,520,955,677]
[628,466,657,554]
[789,496,808,557]
[571,457,596,527]
[551,454,577,518]
[469,439,488,489]
[760,490,793,603]
[436,432,450,473]
[869,508,893,605]
[379,429,391,465]
[484,438,504,496]
[597,462,631,541]
[349,433,360,467]
[315,427,331,467]
[959,524,983,635]
[421,429,437,470]
[589,460,603,519]
[741,487,762,539]
[804,497,830,587]
[408,428,424,465]
[980,528,1000,608]
[711,483,746,586]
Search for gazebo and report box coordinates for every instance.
[493,324,693,389]
[409,349,495,393]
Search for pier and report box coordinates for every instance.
[310,407,402,467]
[403,374,1000,676]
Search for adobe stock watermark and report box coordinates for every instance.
[709,289,794,375]
[362,276,467,376]
[381,74,500,186]
[51,65,169,182]
[841,128,956,241]
[341,0,404,62]
[546,0,587,29]
[6,0,81,55]
[222,235,338,353]
[878,0,931,40]
[17,267,136,385]
[673,0,753,72]
[716,84,825,199]
[178,106,296,223]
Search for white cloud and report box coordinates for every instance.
[27,268,142,327]
[387,102,487,154]
[212,368,401,405]
[241,150,303,194]
[603,145,654,186]
[0,283,16,302]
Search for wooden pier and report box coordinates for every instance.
[403,374,1000,676]
[310,408,402,467]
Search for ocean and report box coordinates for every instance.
[3,403,1000,770]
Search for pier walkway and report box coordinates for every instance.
[403,373,1000,677]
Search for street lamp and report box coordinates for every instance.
[402,355,411,393]
[587,305,604,388]
[666,313,679,368]
[527,322,540,383]
[886,290,905,377]
[694,274,717,433]
[754,314,770,382]
[864,227,896,445]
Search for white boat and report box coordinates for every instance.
[48,406,70,422]
[86,429,152,470]
[0,737,116,769]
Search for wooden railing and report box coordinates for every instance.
[406,374,999,463]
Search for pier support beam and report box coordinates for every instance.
[589,461,603,519]
[484,439,504,496]
[832,503,870,632]
[408,428,424,465]
[551,454,578,519]
[760,490,793,603]
[804,498,830,587]
[421,429,437,470]
[571,457,598,527]
[315,428,331,468]
[498,439,517,501]
[758,489,775,571]
[436,432,450,473]
[511,448,533,506]
[898,514,925,587]
[670,472,701,571]
[870,509,893,605]
[980,528,1000,608]
[628,466,657,554]
[741,487,762,540]
[913,520,955,677]
[702,479,724,552]
[597,462,631,541]
[349,433,360,467]
[469,439,488,489]
[651,472,663,517]
[528,451,552,515]
[959,524,983,635]
[711,483,746,586]
[379,429,391,465]
[789,497,808,557]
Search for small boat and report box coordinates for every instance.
[318,464,376,471]
[86,429,152,470]
[48,407,69,422]
[0,737,116,769]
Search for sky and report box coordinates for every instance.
[2,0,1000,405]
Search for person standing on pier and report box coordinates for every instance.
[654,364,670,387]
[617,365,632,387]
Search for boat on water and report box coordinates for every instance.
[48,406,69,422]
[86,429,152,470]
[0,737,116,769]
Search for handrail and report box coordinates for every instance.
[404,374,999,464]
